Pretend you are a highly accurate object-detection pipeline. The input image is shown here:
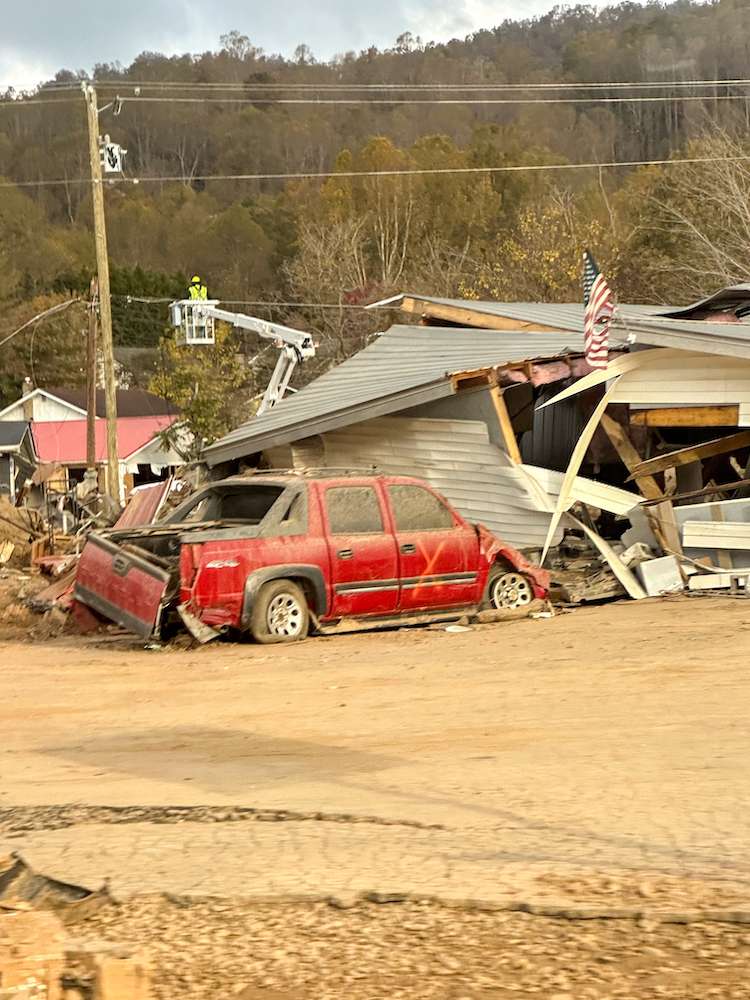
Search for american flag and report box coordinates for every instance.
[583,250,615,370]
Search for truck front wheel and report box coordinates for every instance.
[250,579,310,644]
[483,563,534,611]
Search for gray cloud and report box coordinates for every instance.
[1,0,568,90]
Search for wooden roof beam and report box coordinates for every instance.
[400,296,561,333]
[630,406,739,427]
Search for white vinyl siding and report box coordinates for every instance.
[316,416,564,551]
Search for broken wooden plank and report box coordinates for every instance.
[598,412,677,553]
[641,478,750,507]
[630,406,739,427]
[627,430,750,480]
[652,499,683,556]
[599,413,662,500]
[489,385,522,464]
[682,521,750,551]
[400,296,560,333]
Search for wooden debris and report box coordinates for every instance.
[599,413,679,554]
[652,499,683,556]
[641,478,750,507]
[627,429,750,480]
[630,406,739,427]
[600,414,662,501]
[488,384,522,464]
[567,514,647,600]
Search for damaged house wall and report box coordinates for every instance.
[207,322,650,555]
[539,336,750,594]
[396,383,534,450]
[284,411,643,553]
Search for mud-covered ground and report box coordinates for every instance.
[67,895,750,1000]
[3,593,750,997]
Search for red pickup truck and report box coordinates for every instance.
[74,472,549,643]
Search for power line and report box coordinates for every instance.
[0,96,80,108]
[6,89,748,112]
[112,295,392,309]
[3,152,750,189]
[12,75,750,108]
[0,299,82,349]
[121,93,750,106]
[86,76,750,92]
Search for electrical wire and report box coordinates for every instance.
[5,82,750,111]
[0,96,80,108]
[118,92,750,106]
[0,298,82,349]
[3,152,750,189]
[86,76,750,91]
[112,295,394,309]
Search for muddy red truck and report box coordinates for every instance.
[74,472,549,643]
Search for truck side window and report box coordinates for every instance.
[388,485,454,531]
[278,491,306,533]
[326,486,383,534]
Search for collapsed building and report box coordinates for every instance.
[200,290,750,599]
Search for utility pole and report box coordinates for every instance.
[83,82,119,502]
[85,277,98,488]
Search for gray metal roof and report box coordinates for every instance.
[387,294,670,332]
[0,421,31,452]
[660,284,750,319]
[203,324,592,466]
[614,312,750,360]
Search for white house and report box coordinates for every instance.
[0,386,88,423]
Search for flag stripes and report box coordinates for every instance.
[583,250,614,370]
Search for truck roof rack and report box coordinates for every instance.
[248,467,382,478]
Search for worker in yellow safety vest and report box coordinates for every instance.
[188,275,208,300]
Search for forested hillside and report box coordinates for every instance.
[3,0,750,435]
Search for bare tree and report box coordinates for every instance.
[638,128,750,298]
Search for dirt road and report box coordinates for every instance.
[2,595,750,996]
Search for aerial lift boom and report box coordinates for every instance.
[170,299,316,415]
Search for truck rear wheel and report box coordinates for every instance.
[250,579,310,644]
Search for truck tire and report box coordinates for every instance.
[249,579,310,644]
[483,563,534,611]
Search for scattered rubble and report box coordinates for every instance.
[0,497,43,568]
[61,894,750,1000]
[0,854,112,924]
[0,907,150,1000]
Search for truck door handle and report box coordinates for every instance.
[337,548,353,560]
[400,543,416,554]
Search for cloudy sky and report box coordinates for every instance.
[2,0,601,91]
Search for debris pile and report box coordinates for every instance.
[0,477,181,642]
[0,855,149,999]
[0,496,43,568]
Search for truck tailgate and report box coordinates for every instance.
[74,532,174,638]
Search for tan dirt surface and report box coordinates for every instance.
[2,595,749,995]
[65,896,750,1000]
